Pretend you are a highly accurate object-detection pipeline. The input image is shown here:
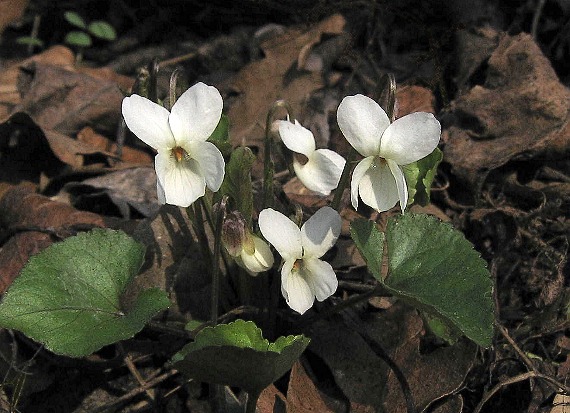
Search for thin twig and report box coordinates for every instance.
[91,369,179,413]
[473,371,570,413]
[117,343,155,402]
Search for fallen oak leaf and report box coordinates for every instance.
[0,46,75,120]
[0,184,106,293]
[13,62,124,136]
[227,14,346,177]
[443,33,570,194]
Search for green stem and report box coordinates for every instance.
[331,148,358,212]
[210,196,227,325]
[245,390,261,413]
[262,100,294,210]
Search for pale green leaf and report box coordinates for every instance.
[65,31,92,47]
[88,21,117,41]
[0,229,170,357]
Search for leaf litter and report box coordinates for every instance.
[0,2,568,412]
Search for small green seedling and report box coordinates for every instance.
[63,11,117,61]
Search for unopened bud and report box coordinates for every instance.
[221,211,248,257]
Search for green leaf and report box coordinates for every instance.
[350,219,385,279]
[64,11,87,29]
[0,229,170,357]
[216,146,256,223]
[171,320,310,394]
[88,21,117,41]
[64,31,92,47]
[208,114,232,157]
[402,148,443,207]
[351,214,494,347]
[16,36,44,47]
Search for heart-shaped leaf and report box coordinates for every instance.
[171,320,310,394]
[0,229,170,357]
[351,214,494,347]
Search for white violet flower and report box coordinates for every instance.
[258,206,341,314]
[234,234,274,276]
[337,94,441,212]
[122,82,225,207]
[278,119,346,196]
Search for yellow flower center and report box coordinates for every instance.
[172,146,187,162]
[371,156,386,168]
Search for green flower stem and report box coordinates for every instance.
[210,196,228,325]
[331,148,358,212]
[262,100,294,210]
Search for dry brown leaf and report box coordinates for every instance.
[14,62,124,136]
[287,360,339,413]
[127,206,211,321]
[0,184,106,293]
[396,85,436,117]
[77,126,152,165]
[0,46,75,120]
[443,33,570,193]
[227,14,346,167]
[0,0,29,35]
[309,303,477,412]
[256,384,286,413]
[376,304,477,412]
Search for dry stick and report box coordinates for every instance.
[496,322,570,395]
[91,369,179,413]
[117,343,155,402]
[472,371,569,413]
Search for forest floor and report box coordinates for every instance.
[0,1,568,412]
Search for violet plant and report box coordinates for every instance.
[0,71,494,412]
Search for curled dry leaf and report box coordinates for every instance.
[227,14,346,176]
[0,185,106,293]
[443,33,570,193]
[309,302,477,412]
[0,46,75,120]
[15,62,124,136]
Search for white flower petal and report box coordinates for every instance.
[187,141,225,192]
[337,94,390,157]
[301,206,341,259]
[278,120,316,157]
[379,112,441,165]
[303,258,338,301]
[239,235,274,275]
[169,82,223,143]
[294,149,346,196]
[387,159,408,212]
[156,178,166,204]
[281,262,315,314]
[155,152,205,207]
[258,208,302,260]
[358,160,400,213]
[122,95,175,150]
[350,156,374,210]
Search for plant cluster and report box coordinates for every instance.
[0,69,495,411]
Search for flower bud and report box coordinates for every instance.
[221,211,248,257]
